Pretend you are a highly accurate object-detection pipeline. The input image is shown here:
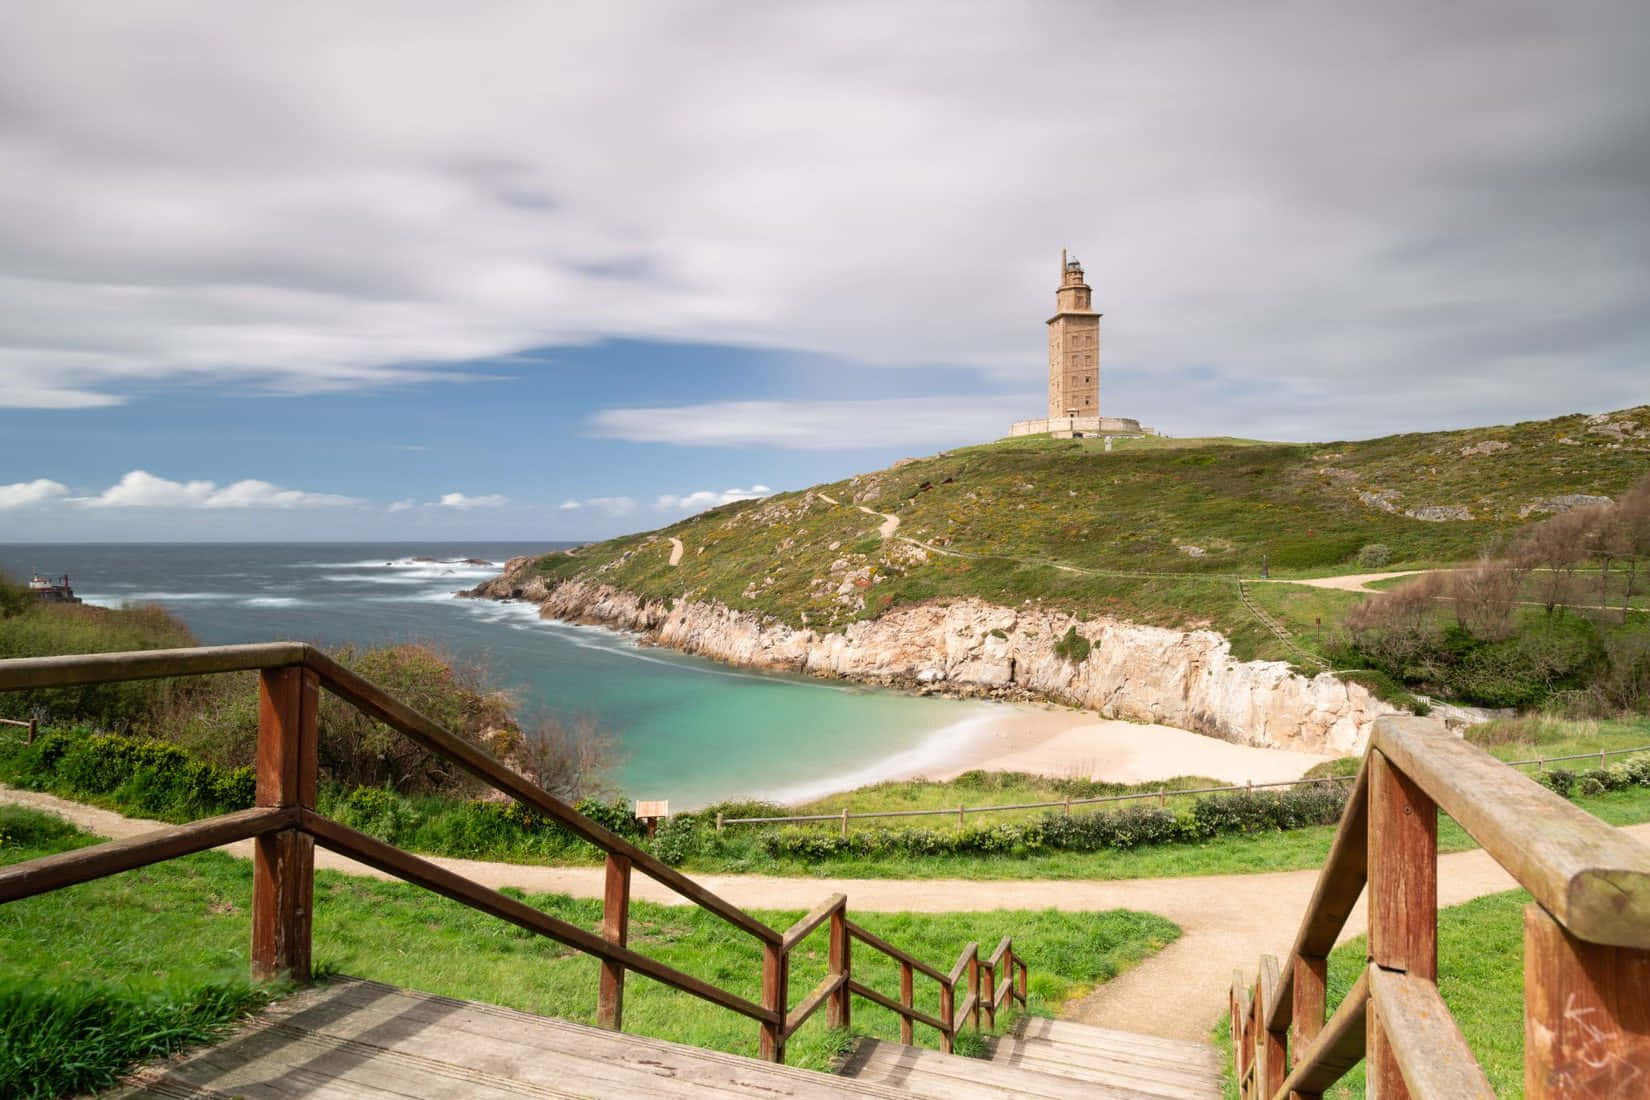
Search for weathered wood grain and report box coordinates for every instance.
[1524,902,1650,1099]
[1368,967,1494,1099]
[1274,966,1368,1099]
[596,852,630,1030]
[1368,751,1437,981]
[0,642,307,690]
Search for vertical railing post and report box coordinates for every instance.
[25,718,35,744]
[759,940,788,1063]
[1260,955,1286,1099]
[826,901,850,1030]
[982,955,996,1029]
[898,961,914,1044]
[1290,954,1327,1099]
[967,947,980,1029]
[940,978,955,1054]
[596,852,630,1030]
[252,666,317,983]
[1367,750,1436,1100]
[1524,904,1650,1098]
[1016,957,1027,1006]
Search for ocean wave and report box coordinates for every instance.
[244,596,303,608]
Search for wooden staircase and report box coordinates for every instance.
[111,977,1222,1099]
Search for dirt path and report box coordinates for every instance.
[11,786,1644,1041]
[667,537,684,566]
[1249,570,1432,593]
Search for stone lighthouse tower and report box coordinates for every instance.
[1047,250,1100,419]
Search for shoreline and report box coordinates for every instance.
[759,698,1338,807]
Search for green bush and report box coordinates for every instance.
[1538,769,1575,797]
[1356,543,1393,568]
[6,730,256,820]
[1053,626,1091,664]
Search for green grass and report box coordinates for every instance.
[519,406,1650,650]
[0,807,1179,1089]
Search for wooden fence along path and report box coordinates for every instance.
[0,644,1024,1066]
[1230,715,1650,1098]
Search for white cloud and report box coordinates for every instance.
[74,470,359,509]
[592,397,1030,451]
[558,496,636,518]
[437,492,509,509]
[387,498,416,512]
[0,5,1645,432]
[0,479,70,509]
[656,485,773,512]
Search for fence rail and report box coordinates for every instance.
[1229,715,1650,1099]
[0,643,1029,1066]
[715,743,1650,833]
[0,716,35,742]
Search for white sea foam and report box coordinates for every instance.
[757,709,1001,806]
[244,596,302,608]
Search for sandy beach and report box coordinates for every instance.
[914,703,1334,787]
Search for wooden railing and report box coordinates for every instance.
[0,644,1026,1064]
[1230,715,1650,1099]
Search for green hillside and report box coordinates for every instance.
[524,406,1649,665]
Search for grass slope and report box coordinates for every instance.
[0,807,1178,1092]
[517,406,1650,661]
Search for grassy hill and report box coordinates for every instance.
[522,406,1649,665]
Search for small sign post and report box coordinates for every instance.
[634,800,668,838]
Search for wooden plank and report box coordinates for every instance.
[986,934,1012,968]
[305,648,783,947]
[1374,715,1650,949]
[1367,990,1410,1100]
[1258,955,1285,1099]
[1368,751,1437,981]
[252,667,317,983]
[948,941,977,986]
[1368,967,1494,1099]
[846,979,946,1033]
[781,892,844,950]
[1268,757,1369,1032]
[596,852,630,1030]
[988,1037,1226,1091]
[844,919,947,983]
[784,972,845,1039]
[298,810,775,1025]
[841,1038,1175,1099]
[1013,1018,1224,1066]
[899,962,914,1044]
[0,806,296,902]
[0,642,307,690]
[1274,966,1368,1098]
[1524,902,1650,1099]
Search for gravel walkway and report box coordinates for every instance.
[7,786,1644,1042]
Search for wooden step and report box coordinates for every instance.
[986,1036,1224,1099]
[1013,1016,1224,1068]
[111,976,916,1099]
[837,1037,1198,1099]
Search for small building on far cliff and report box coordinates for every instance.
[1010,250,1155,440]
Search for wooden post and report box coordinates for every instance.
[826,903,850,1030]
[939,978,955,1054]
[1260,956,1286,1099]
[252,667,317,983]
[1368,752,1436,1100]
[840,808,848,838]
[1158,787,1166,808]
[1290,954,1327,1099]
[1016,957,1027,1006]
[967,948,980,1029]
[1063,797,1071,817]
[958,803,964,826]
[596,852,630,1030]
[759,940,788,1063]
[716,812,724,833]
[982,957,996,1029]
[1524,903,1650,1098]
[25,718,35,744]
[898,961,914,1044]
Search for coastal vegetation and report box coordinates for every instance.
[503,406,1649,674]
[0,806,1177,1094]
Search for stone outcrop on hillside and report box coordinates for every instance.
[466,558,1396,755]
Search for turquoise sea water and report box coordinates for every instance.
[1,543,995,807]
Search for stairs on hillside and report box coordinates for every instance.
[110,977,1222,1099]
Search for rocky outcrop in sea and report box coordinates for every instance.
[465,557,1397,755]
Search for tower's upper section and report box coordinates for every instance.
[1052,247,1095,316]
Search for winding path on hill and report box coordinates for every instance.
[8,786,1644,1042]
[814,492,900,538]
[666,537,684,566]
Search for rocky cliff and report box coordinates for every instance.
[466,558,1397,754]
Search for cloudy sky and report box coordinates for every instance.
[2,1,1646,541]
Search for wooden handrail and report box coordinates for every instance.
[0,644,1033,1068]
[1233,715,1650,1100]
[300,811,776,1024]
[1373,715,1650,949]
[0,642,308,689]
[0,806,298,902]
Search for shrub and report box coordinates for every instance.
[1538,769,1575,797]
[1356,544,1392,569]
[1576,776,1606,797]
[1053,626,1091,664]
[335,786,417,844]
[650,815,703,864]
